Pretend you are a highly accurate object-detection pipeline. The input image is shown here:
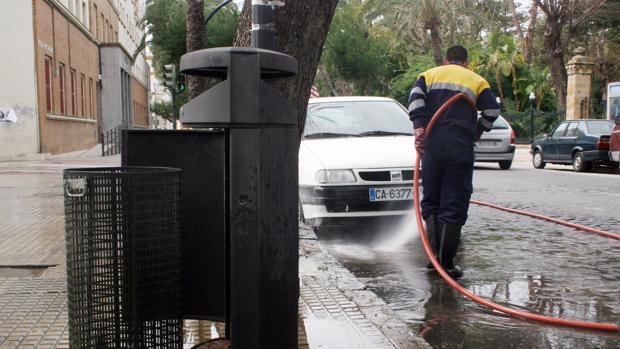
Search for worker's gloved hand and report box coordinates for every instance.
[415,128,426,155]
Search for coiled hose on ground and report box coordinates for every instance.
[413,92,620,332]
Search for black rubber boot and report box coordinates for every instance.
[424,214,441,269]
[439,223,463,279]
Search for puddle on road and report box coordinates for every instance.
[320,208,620,349]
[0,266,50,278]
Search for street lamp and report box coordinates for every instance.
[529,92,536,144]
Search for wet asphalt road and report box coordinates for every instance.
[319,160,620,349]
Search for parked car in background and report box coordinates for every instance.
[474,115,516,170]
[610,116,620,164]
[530,119,617,172]
[606,83,620,165]
[299,97,416,229]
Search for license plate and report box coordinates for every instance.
[478,140,499,147]
[369,187,413,202]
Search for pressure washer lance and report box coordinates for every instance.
[414,92,620,333]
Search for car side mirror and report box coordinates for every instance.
[543,133,549,139]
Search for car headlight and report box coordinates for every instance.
[315,169,357,184]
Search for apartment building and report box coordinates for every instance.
[0,0,149,159]
[98,0,151,132]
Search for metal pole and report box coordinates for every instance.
[172,91,178,130]
[251,0,275,50]
[530,100,534,143]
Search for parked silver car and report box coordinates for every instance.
[474,115,516,170]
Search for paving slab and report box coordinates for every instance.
[0,157,431,348]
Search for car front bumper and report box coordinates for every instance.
[300,184,415,224]
[474,145,516,162]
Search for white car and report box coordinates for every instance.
[299,97,417,228]
[474,115,516,170]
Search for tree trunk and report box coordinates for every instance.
[541,13,567,113]
[511,65,520,111]
[494,69,505,102]
[505,0,525,42]
[594,34,609,99]
[186,0,206,99]
[234,0,339,139]
[429,25,443,66]
[317,63,339,97]
[524,0,538,65]
[537,0,605,115]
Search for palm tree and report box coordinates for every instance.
[524,0,538,65]
[365,0,444,66]
[186,0,205,99]
[528,68,552,111]
[482,31,525,110]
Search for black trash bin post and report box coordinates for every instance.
[64,167,183,349]
[180,47,299,348]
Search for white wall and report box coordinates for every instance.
[0,0,40,160]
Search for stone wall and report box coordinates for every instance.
[565,47,595,120]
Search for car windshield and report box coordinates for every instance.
[492,116,510,130]
[303,100,413,138]
[586,120,614,135]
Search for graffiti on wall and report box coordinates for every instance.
[0,108,18,123]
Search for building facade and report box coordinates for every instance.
[146,48,174,129]
[99,0,150,133]
[0,0,149,159]
[33,0,100,155]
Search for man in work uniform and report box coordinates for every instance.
[408,45,500,278]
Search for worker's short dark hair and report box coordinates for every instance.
[446,45,468,64]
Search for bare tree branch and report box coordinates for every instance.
[571,0,606,30]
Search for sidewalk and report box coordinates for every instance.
[0,156,429,348]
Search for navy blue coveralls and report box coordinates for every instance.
[408,64,500,226]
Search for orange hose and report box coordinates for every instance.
[414,92,620,332]
[470,200,620,241]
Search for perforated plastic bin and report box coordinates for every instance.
[63,167,182,349]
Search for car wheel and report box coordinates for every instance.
[532,150,546,169]
[498,160,512,170]
[572,152,592,172]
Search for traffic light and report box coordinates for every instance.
[177,74,186,93]
[163,63,176,89]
